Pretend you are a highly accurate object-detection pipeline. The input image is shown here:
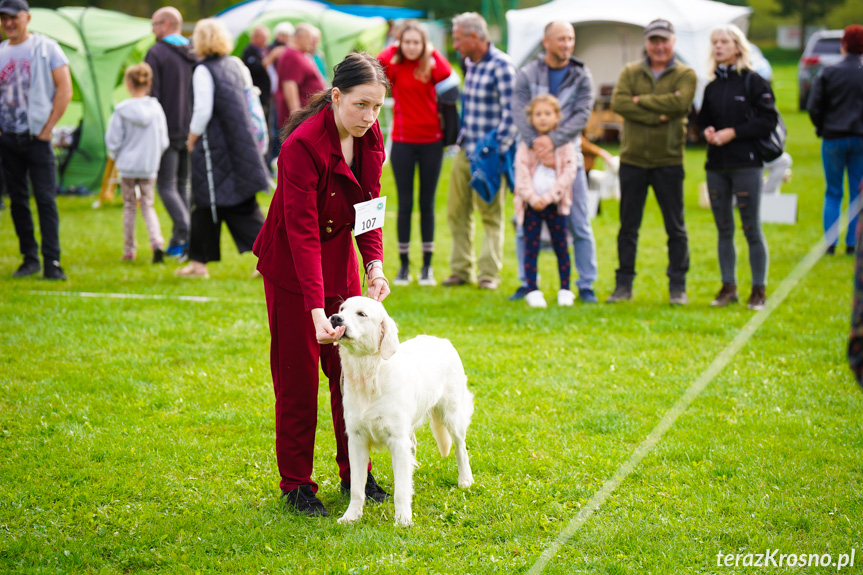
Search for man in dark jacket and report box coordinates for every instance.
[242,26,274,120]
[808,25,863,255]
[145,6,197,258]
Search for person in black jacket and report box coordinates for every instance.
[145,7,198,259]
[808,25,863,256]
[698,24,778,311]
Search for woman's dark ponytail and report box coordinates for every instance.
[280,52,389,141]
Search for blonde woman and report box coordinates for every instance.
[697,24,778,310]
[175,18,269,278]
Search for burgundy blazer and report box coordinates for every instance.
[254,104,385,311]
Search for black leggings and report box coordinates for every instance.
[390,141,444,251]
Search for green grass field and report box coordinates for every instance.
[2,63,861,574]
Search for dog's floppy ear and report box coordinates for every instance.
[378,313,399,360]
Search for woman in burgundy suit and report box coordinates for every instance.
[254,53,391,517]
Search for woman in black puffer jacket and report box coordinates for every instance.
[698,24,778,311]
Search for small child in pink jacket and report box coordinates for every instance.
[514,94,576,308]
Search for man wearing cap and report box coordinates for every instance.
[0,0,72,280]
[608,18,696,305]
[145,6,197,259]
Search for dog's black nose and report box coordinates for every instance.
[329,314,344,328]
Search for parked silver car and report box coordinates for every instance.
[798,29,844,110]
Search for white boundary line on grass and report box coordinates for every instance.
[27,290,259,305]
[529,199,863,575]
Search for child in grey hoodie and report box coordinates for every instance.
[105,63,170,263]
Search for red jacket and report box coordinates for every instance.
[254,104,385,311]
[377,45,452,144]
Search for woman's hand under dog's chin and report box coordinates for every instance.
[312,308,345,344]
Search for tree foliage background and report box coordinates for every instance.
[29,0,863,43]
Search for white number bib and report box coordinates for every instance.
[353,196,386,236]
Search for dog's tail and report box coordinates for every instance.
[430,411,452,457]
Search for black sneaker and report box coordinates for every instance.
[152,247,164,264]
[12,259,40,278]
[418,265,436,286]
[393,263,411,286]
[669,289,689,305]
[508,285,531,301]
[340,471,391,503]
[282,485,328,517]
[826,245,836,255]
[605,285,632,303]
[43,261,67,281]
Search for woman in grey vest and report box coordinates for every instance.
[175,18,269,278]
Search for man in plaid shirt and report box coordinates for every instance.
[442,12,517,290]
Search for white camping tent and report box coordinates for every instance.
[506,0,752,107]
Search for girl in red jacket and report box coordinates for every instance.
[377,22,453,286]
[253,53,391,517]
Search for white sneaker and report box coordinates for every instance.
[557,289,576,307]
[418,265,436,286]
[525,290,547,308]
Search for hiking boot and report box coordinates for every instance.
[12,258,40,278]
[525,289,547,308]
[557,289,576,307]
[394,263,411,286]
[669,289,688,305]
[578,288,598,304]
[418,265,436,286]
[605,285,632,303]
[43,261,67,281]
[748,286,767,311]
[509,286,531,300]
[283,485,328,517]
[442,274,468,287]
[340,471,391,503]
[710,283,738,307]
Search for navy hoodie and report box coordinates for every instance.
[145,40,198,141]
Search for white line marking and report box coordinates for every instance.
[27,290,259,304]
[529,200,861,574]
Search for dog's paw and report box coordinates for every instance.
[338,509,362,524]
[394,512,413,527]
[458,473,474,489]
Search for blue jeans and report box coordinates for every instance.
[822,136,863,247]
[515,166,597,290]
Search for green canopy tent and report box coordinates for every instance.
[226,7,388,75]
[29,7,154,193]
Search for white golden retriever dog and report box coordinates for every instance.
[329,296,474,526]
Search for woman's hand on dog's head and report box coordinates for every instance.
[312,308,345,344]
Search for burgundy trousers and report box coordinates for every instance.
[264,279,361,493]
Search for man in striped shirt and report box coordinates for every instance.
[442,12,517,290]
